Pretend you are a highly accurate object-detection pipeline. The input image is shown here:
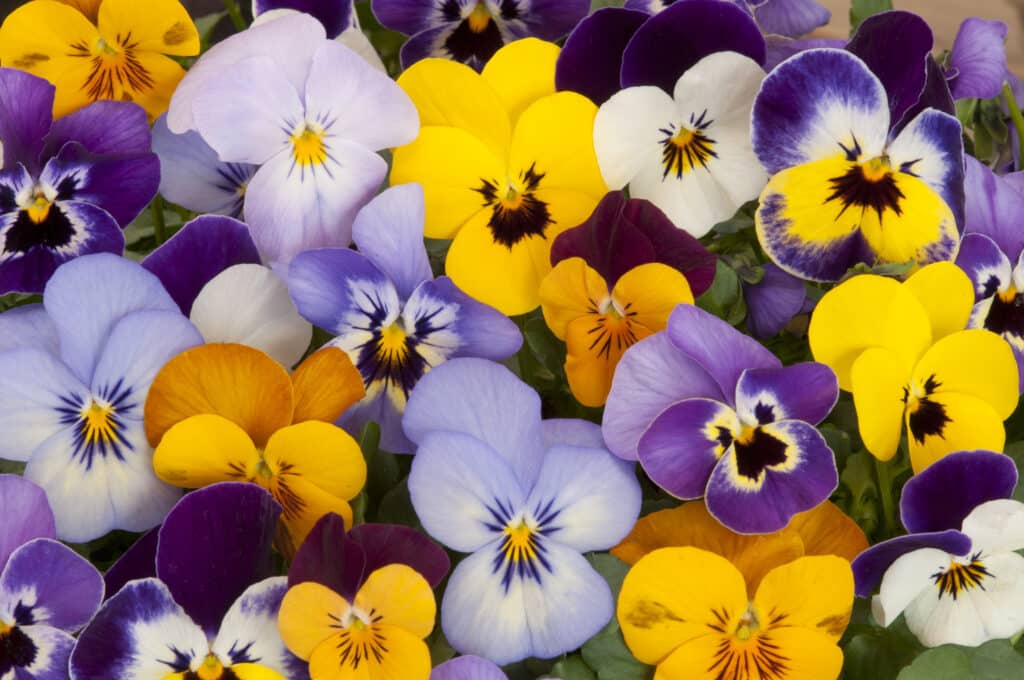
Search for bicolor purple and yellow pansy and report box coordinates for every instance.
[405,359,642,664]
[604,304,839,534]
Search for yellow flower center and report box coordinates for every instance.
[70,33,155,102]
[733,608,759,641]
[998,285,1019,304]
[0,620,11,635]
[336,610,388,668]
[933,552,991,599]
[660,114,717,179]
[195,653,227,680]
[81,400,117,446]
[860,156,892,183]
[735,424,758,446]
[25,191,53,224]
[94,37,120,56]
[291,124,328,167]
[502,521,539,564]
[467,2,492,32]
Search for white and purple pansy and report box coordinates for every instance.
[954,156,1024,389]
[624,0,831,39]
[70,483,307,680]
[404,359,642,664]
[0,475,103,680]
[0,68,158,295]
[288,184,521,453]
[605,304,839,534]
[0,254,203,542]
[852,451,1024,647]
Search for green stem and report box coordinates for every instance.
[1004,82,1024,168]
[221,0,247,31]
[151,195,167,246]
[874,455,898,539]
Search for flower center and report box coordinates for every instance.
[336,609,388,668]
[59,392,133,469]
[291,124,328,168]
[587,297,647,363]
[502,521,539,564]
[0,622,37,674]
[467,1,492,32]
[723,423,788,483]
[474,163,552,249]
[733,608,760,641]
[983,285,1024,348]
[659,111,717,179]
[932,552,991,600]
[826,155,906,221]
[69,33,155,101]
[902,374,951,444]
[25,190,53,224]
[195,653,227,680]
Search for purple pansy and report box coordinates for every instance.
[0,475,103,680]
[0,68,158,294]
[0,254,203,542]
[253,0,353,38]
[288,184,521,452]
[626,0,830,38]
[371,0,589,70]
[852,451,1024,648]
[405,359,642,664]
[431,655,508,680]
[946,18,1009,101]
[604,304,839,534]
[742,263,811,338]
[954,156,1024,389]
[71,483,308,680]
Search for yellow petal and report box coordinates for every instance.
[120,51,188,120]
[901,262,974,341]
[265,421,367,502]
[97,0,199,56]
[651,632,725,680]
[353,564,436,639]
[539,257,609,340]
[230,664,286,680]
[390,125,503,240]
[851,347,912,462]
[788,502,869,564]
[145,343,295,449]
[912,329,1019,418]
[564,313,654,408]
[292,347,366,424]
[480,38,559,128]
[58,0,101,22]
[907,391,1008,474]
[274,475,355,553]
[758,627,844,680]
[618,547,748,665]
[309,625,430,680]
[611,263,694,331]
[278,582,351,660]
[753,555,854,642]
[152,414,257,488]
[611,503,804,594]
[396,57,511,159]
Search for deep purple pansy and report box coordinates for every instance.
[0,68,159,294]
[70,483,309,680]
[624,0,831,40]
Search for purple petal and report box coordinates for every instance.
[555,8,648,106]
[253,0,352,37]
[0,475,55,571]
[352,183,432,300]
[288,513,367,601]
[666,304,781,403]
[0,304,58,355]
[416,278,522,359]
[620,0,766,93]
[541,419,605,449]
[962,154,1024,258]
[288,247,391,333]
[753,0,830,38]
[706,419,838,534]
[11,624,75,680]
[370,0,437,36]
[0,538,102,632]
[949,18,1008,100]
[142,215,261,315]
[350,523,451,589]
[516,0,590,41]
[42,101,152,160]
[899,450,1018,535]
[887,108,965,231]
[893,55,955,133]
[956,233,1012,302]
[156,483,281,636]
[742,263,807,338]
[638,398,736,499]
[851,530,972,597]
[735,363,837,426]
[399,24,453,70]
[431,655,508,680]
[845,11,933,126]
[103,529,159,601]
[0,68,52,172]
[764,36,846,72]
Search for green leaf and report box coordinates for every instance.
[839,451,879,538]
[849,0,893,33]
[194,11,228,49]
[549,656,598,680]
[897,640,1024,679]
[696,260,746,326]
[842,617,923,680]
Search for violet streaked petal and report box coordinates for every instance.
[0,538,102,632]
[0,68,52,172]
[735,363,838,426]
[666,304,781,402]
[11,624,74,680]
[517,0,591,42]
[431,655,508,680]
[42,100,151,160]
[155,483,281,637]
[103,529,159,601]
[350,523,451,589]
[742,263,807,338]
[352,183,432,299]
[555,7,647,106]
[288,513,366,601]
[288,247,393,333]
[753,0,830,38]
[956,233,1012,302]
[963,154,1024,258]
[899,450,1018,534]
[371,0,439,36]
[142,215,261,315]
[417,278,522,360]
[949,18,1009,101]
[0,475,55,571]
[845,10,934,126]
[851,530,972,597]
[706,419,838,534]
[620,0,766,93]
[253,0,352,38]
[0,304,58,355]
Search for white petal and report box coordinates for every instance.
[0,348,83,462]
[337,26,387,73]
[212,577,303,677]
[872,547,949,627]
[593,85,678,189]
[672,51,765,126]
[0,304,58,355]
[962,499,1024,555]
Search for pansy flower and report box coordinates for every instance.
[618,547,853,680]
[391,39,608,315]
[143,215,312,368]
[0,0,198,119]
[539,192,715,406]
[809,263,1019,472]
[289,184,520,452]
[852,450,1024,648]
[0,254,202,542]
[624,0,831,39]
[752,47,965,281]
[405,359,642,663]
[71,483,308,679]
[370,0,588,70]
[146,343,367,553]
[0,68,159,294]
[431,656,507,680]
[954,157,1024,389]
[742,263,812,339]
[0,475,103,680]
[594,50,768,236]
[167,13,418,264]
[945,18,1009,100]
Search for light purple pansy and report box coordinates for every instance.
[0,68,158,294]
[405,359,642,664]
[0,475,104,680]
[625,0,830,39]
[70,483,308,680]
[0,254,203,542]
[851,451,1024,648]
[946,18,1009,101]
[431,655,508,680]
[288,184,521,453]
[371,0,589,70]
[742,263,811,339]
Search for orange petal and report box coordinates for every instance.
[788,501,869,563]
[291,347,366,424]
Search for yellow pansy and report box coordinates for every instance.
[0,0,199,118]
[390,38,608,315]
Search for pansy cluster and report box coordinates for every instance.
[0,0,1023,678]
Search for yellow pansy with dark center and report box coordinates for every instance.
[659,110,717,180]
[903,374,953,444]
[932,552,992,600]
[474,163,552,249]
[825,153,906,221]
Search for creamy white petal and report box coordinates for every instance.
[872,547,950,627]
[593,86,678,189]
[961,499,1024,555]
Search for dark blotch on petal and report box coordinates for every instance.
[984,293,1024,340]
[0,625,37,675]
[444,14,505,66]
[825,162,904,221]
[476,164,552,249]
[734,427,788,481]
[3,204,76,254]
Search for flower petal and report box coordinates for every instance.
[278,581,349,660]
[212,577,306,679]
[886,108,965,230]
[593,85,682,193]
[10,624,75,680]
[152,414,258,489]
[914,329,1018,418]
[852,531,972,598]
[96,0,198,56]
[851,347,911,462]
[479,38,558,127]
[960,498,1024,556]
[0,68,52,170]
[907,391,1009,474]
[417,277,523,360]
[0,475,55,570]
[254,0,351,37]
[735,363,838,427]
[0,538,102,632]
[963,154,1024,259]
[870,547,950,627]
[351,183,432,300]
[103,529,158,601]
[349,523,451,593]
[743,263,808,339]
[789,501,869,563]
[0,304,58,355]
[554,7,647,106]
[753,0,830,37]
[290,347,366,424]
[430,655,507,680]
[754,555,853,641]
[949,18,1008,100]
[900,261,975,341]
[288,513,366,602]
[0,347,82,463]
[353,563,436,638]
[956,233,1012,303]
